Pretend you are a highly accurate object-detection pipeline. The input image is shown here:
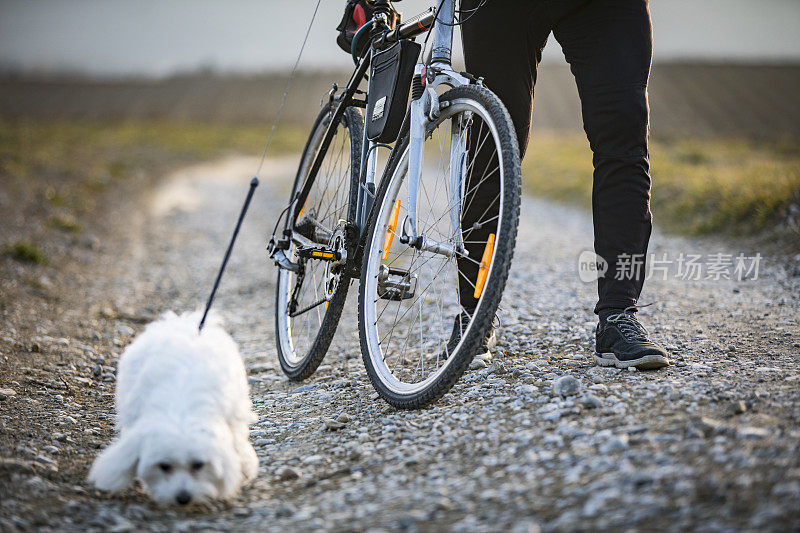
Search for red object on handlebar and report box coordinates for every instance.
[353,3,367,29]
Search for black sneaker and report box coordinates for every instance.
[446,312,496,361]
[595,307,669,369]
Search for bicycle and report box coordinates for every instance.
[268,0,521,409]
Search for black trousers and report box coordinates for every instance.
[459,0,653,314]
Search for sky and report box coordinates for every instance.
[1,0,799,77]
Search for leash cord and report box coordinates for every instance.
[254,0,323,178]
[198,1,321,331]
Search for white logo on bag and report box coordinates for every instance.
[372,97,386,120]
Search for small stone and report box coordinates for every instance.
[697,417,725,436]
[738,426,769,439]
[33,455,57,467]
[0,388,17,400]
[323,418,346,431]
[579,394,603,409]
[599,434,629,454]
[291,384,318,394]
[0,458,35,474]
[30,341,41,353]
[470,359,488,370]
[275,503,295,517]
[108,517,135,533]
[277,467,301,481]
[117,325,135,336]
[335,413,350,424]
[731,400,747,415]
[552,375,582,398]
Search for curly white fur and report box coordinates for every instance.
[88,311,258,505]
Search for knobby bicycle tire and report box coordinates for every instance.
[275,105,363,380]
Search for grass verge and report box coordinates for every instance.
[0,118,306,263]
[522,134,800,238]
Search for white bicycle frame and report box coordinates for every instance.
[360,0,472,259]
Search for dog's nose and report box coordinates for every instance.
[175,491,192,505]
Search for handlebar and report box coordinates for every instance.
[385,7,436,42]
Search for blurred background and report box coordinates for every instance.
[1,0,798,263]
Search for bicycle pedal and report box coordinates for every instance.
[377,265,416,301]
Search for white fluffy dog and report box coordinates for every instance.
[89,311,258,505]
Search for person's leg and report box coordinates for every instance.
[551,0,654,315]
[458,0,549,312]
[552,0,668,369]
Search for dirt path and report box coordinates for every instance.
[2,156,799,532]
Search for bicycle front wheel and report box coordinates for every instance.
[358,85,521,408]
[276,105,362,380]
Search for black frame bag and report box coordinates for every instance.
[366,40,421,143]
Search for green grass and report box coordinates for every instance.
[3,119,797,240]
[0,118,306,225]
[3,241,47,265]
[47,214,82,233]
[0,118,305,183]
[522,134,800,235]
[0,119,308,275]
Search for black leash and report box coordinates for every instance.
[198,177,259,332]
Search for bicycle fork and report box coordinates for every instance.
[401,65,469,260]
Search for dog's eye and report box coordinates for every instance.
[158,463,172,473]
[190,461,205,472]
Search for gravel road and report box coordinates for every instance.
[2,156,799,532]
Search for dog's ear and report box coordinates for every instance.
[88,430,142,492]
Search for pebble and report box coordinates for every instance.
[738,426,770,439]
[277,467,301,481]
[275,504,295,518]
[323,418,346,431]
[579,394,603,409]
[116,325,135,336]
[731,400,748,414]
[598,434,629,454]
[33,455,57,470]
[552,375,582,397]
[470,359,488,370]
[0,388,17,400]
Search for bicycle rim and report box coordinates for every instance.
[276,106,361,376]
[360,89,517,400]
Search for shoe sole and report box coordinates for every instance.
[594,352,669,370]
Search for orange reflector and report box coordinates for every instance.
[473,233,495,299]
[325,301,329,311]
[382,200,401,260]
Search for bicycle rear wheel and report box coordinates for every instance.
[358,85,520,408]
[276,105,362,380]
